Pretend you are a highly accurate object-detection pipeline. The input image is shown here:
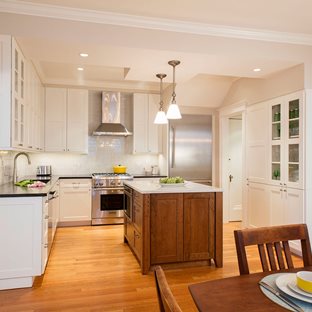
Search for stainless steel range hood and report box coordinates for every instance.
[92,92,132,136]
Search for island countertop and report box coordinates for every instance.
[123,179,222,194]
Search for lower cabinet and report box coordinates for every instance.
[124,188,223,274]
[247,182,304,228]
[247,182,269,228]
[59,179,91,225]
[0,196,46,290]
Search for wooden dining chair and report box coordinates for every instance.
[154,266,182,312]
[234,223,312,275]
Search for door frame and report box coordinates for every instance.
[218,101,247,225]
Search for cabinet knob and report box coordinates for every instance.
[284,189,287,192]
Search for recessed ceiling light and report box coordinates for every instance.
[253,68,261,72]
[79,53,88,57]
[77,67,84,71]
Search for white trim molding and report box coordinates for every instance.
[1,0,312,46]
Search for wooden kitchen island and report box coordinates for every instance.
[123,180,223,274]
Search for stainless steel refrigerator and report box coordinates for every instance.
[169,114,212,185]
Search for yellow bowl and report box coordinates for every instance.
[297,271,312,293]
[113,165,127,174]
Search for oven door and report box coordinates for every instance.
[92,188,124,225]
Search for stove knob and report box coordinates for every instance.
[110,181,115,186]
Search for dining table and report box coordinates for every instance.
[189,267,312,311]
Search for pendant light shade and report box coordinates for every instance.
[154,73,168,124]
[167,60,182,119]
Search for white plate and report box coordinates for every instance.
[288,278,312,298]
[160,182,186,187]
[275,273,312,303]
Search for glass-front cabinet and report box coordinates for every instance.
[11,39,26,148]
[269,91,303,188]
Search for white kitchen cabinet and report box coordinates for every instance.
[0,196,46,290]
[245,91,306,249]
[268,91,304,189]
[45,87,88,153]
[246,101,269,184]
[59,179,92,224]
[133,93,162,154]
[26,61,44,151]
[246,182,269,228]
[0,35,44,151]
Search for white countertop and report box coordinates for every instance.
[125,179,222,194]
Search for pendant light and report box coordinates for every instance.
[154,73,168,124]
[167,60,182,119]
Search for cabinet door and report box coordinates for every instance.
[268,185,284,226]
[133,93,149,153]
[284,188,304,225]
[150,194,183,264]
[0,35,12,149]
[11,39,26,149]
[247,182,269,228]
[67,89,88,153]
[284,92,303,189]
[184,193,214,261]
[148,94,162,153]
[246,102,269,184]
[59,180,91,222]
[45,87,67,152]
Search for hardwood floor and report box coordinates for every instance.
[0,222,303,311]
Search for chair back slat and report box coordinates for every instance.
[154,266,182,312]
[234,224,312,275]
[282,241,294,268]
[258,244,270,272]
[274,242,286,270]
[266,243,278,271]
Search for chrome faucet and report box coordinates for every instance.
[13,152,31,183]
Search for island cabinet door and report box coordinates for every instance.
[184,193,215,261]
[150,194,184,264]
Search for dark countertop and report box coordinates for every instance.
[0,174,166,197]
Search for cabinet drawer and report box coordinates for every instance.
[60,178,91,188]
[133,191,143,207]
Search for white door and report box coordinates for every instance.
[228,118,243,221]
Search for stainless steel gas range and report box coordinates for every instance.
[91,173,133,225]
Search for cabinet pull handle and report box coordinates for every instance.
[44,243,48,248]
[18,143,23,146]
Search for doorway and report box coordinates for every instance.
[219,103,246,224]
[228,116,243,221]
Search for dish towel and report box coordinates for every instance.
[260,273,312,311]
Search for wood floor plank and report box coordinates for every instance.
[0,222,303,311]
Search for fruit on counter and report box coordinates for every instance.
[159,176,184,184]
[15,179,34,187]
[27,181,46,188]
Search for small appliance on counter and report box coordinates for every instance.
[36,165,52,177]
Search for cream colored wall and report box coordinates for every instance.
[222,64,304,107]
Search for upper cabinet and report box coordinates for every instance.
[0,35,44,151]
[133,93,162,154]
[45,87,88,153]
[268,91,304,189]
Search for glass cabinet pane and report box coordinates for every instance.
[272,104,281,122]
[272,145,280,162]
[272,164,281,180]
[289,120,299,138]
[289,164,299,182]
[289,144,299,163]
[15,49,18,71]
[289,99,299,119]
[272,124,281,140]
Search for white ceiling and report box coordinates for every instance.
[1,0,312,105]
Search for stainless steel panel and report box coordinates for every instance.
[169,114,212,181]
